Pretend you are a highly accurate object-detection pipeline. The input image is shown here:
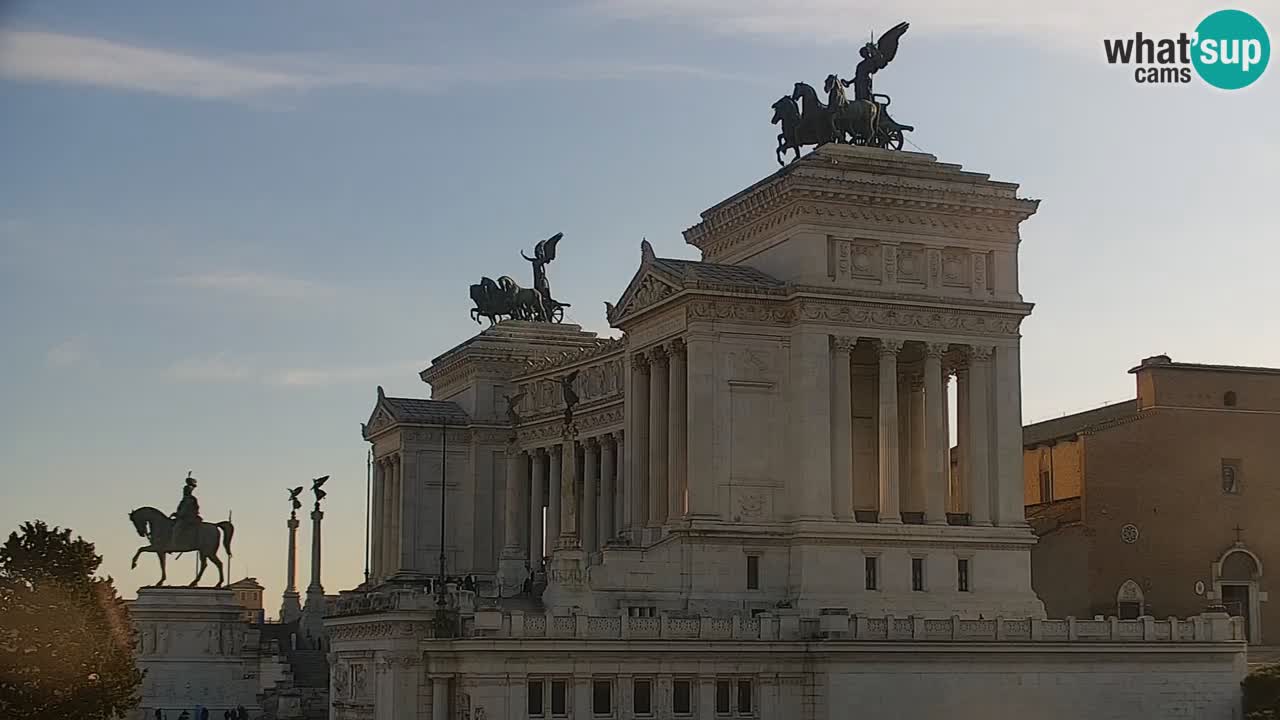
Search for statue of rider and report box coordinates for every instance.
[171,472,202,548]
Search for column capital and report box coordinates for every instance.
[631,351,650,370]
[967,344,995,362]
[876,338,905,357]
[667,337,686,357]
[832,335,857,352]
[924,342,950,359]
[646,344,668,364]
[585,435,601,450]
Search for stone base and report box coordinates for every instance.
[542,547,590,609]
[279,590,301,624]
[131,587,261,718]
[498,549,529,598]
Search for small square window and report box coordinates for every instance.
[737,679,753,715]
[911,557,925,592]
[633,679,652,716]
[746,555,760,590]
[673,680,692,715]
[528,679,544,717]
[551,680,567,716]
[715,679,731,714]
[864,556,879,590]
[592,680,611,716]
[957,558,971,593]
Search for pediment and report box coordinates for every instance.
[363,387,397,439]
[608,241,683,326]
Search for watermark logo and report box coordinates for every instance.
[1103,9,1269,88]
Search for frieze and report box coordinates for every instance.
[614,274,678,322]
[688,299,795,325]
[522,337,625,374]
[689,199,1025,263]
[795,302,1022,337]
[401,428,472,445]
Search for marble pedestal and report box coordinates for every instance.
[131,587,260,719]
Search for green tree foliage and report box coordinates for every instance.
[1246,664,1280,719]
[0,521,143,720]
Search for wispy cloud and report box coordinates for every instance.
[45,338,86,368]
[0,30,758,102]
[589,0,1203,52]
[174,271,332,301]
[270,362,421,388]
[167,353,254,383]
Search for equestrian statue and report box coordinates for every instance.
[772,21,915,165]
[129,472,235,587]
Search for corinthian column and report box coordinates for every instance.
[600,435,616,544]
[548,445,562,547]
[877,339,903,523]
[831,336,855,520]
[667,339,688,522]
[583,439,599,552]
[529,450,545,568]
[647,346,669,535]
[923,343,948,524]
[369,459,383,580]
[628,354,650,538]
[966,346,993,526]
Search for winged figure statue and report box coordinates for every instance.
[504,391,527,428]
[287,486,304,514]
[561,370,580,428]
[852,21,909,102]
[520,232,563,310]
[311,475,329,508]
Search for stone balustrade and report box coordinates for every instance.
[467,609,1245,644]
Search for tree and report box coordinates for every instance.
[0,521,142,720]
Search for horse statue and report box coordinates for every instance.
[498,275,548,322]
[129,506,235,587]
[470,276,513,325]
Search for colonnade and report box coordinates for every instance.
[502,431,626,570]
[369,453,402,581]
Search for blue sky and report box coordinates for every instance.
[1,2,1275,611]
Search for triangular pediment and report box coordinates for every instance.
[607,240,683,325]
[363,386,397,438]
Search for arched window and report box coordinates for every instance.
[1221,550,1259,581]
[1224,391,1238,407]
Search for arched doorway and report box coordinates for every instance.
[1214,545,1263,644]
[1116,579,1144,619]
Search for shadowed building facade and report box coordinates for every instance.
[1025,355,1280,644]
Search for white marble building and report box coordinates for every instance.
[329,145,1247,720]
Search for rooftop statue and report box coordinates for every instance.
[312,475,329,510]
[772,21,914,165]
[469,232,571,324]
[128,472,236,586]
[561,370,580,429]
[288,485,304,517]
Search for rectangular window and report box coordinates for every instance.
[716,680,731,714]
[633,679,652,716]
[551,680,567,716]
[528,679,544,717]
[911,557,925,592]
[737,679,753,715]
[592,680,611,716]
[865,556,879,590]
[957,558,970,592]
[746,555,760,590]
[1039,469,1052,503]
[673,680,692,715]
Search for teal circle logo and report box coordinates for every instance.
[1192,9,1270,89]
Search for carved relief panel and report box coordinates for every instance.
[942,248,970,288]
[828,237,881,283]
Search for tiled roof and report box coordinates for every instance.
[651,257,784,289]
[1023,400,1137,447]
[382,396,470,426]
[1026,497,1083,536]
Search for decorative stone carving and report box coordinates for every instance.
[924,342,949,358]
[968,345,994,362]
[883,244,898,285]
[737,492,768,521]
[897,245,924,283]
[942,249,968,287]
[877,339,905,356]
[972,252,989,294]
[832,336,857,352]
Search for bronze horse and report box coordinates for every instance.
[469,275,552,324]
[129,506,235,587]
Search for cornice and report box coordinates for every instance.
[520,337,626,377]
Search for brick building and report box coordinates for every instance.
[1023,354,1280,643]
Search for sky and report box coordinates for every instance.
[0,1,1275,614]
